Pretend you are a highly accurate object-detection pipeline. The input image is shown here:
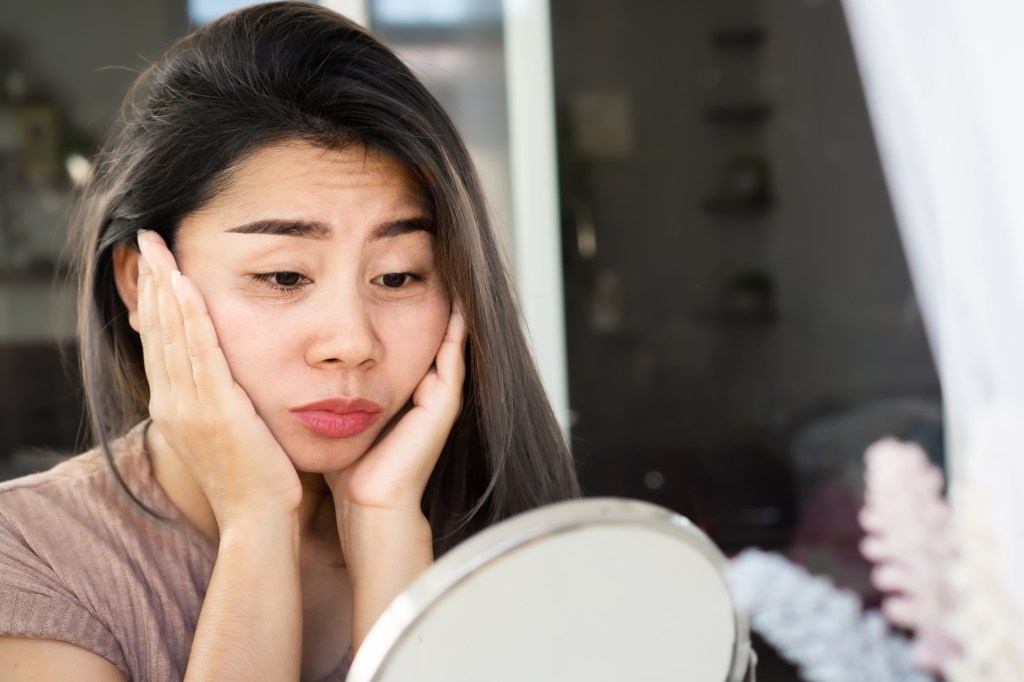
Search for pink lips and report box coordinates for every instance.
[290,397,382,439]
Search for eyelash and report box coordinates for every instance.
[249,271,425,294]
[250,272,311,294]
[374,272,425,289]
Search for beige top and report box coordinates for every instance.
[0,421,350,681]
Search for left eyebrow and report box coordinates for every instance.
[370,217,434,241]
[224,219,332,240]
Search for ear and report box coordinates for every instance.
[112,242,142,332]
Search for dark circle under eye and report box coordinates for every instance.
[381,273,408,288]
[273,272,303,286]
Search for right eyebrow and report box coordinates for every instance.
[224,219,332,240]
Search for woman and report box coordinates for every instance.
[0,3,579,680]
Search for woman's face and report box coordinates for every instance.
[173,141,451,473]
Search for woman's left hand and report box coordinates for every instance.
[324,302,467,513]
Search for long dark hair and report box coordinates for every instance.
[73,1,579,554]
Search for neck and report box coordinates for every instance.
[145,423,339,552]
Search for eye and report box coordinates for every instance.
[374,272,421,289]
[251,271,310,292]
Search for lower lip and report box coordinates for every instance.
[293,410,380,438]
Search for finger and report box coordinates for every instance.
[175,271,239,405]
[143,233,197,402]
[158,268,198,400]
[137,232,171,398]
[434,305,467,390]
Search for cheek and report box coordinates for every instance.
[199,291,292,402]
[379,295,451,392]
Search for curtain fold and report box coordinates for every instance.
[841,1,1024,677]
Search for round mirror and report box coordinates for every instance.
[348,498,753,682]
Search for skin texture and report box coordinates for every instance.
[0,142,467,681]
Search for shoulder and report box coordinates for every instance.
[0,440,126,578]
[0,419,150,502]
[0,425,147,554]
[0,442,134,679]
[0,420,185,547]
[0,421,209,680]
[0,448,110,522]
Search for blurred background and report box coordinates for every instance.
[0,1,942,677]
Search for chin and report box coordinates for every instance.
[276,424,377,474]
[287,440,369,474]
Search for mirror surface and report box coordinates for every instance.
[349,498,751,682]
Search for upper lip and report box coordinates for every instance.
[289,397,382,414]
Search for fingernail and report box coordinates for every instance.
[170,270,183,302]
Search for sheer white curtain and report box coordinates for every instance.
[842,1,1024,677]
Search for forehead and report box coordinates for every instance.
[196,140,425,222]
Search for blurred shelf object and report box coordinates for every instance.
[702,153,774,215]
[691,269,779,327]
[711,28,767,50]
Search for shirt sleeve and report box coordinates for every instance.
[0,520,129,679]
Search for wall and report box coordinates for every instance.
[551,0,940,503]
[1,0,184,139]
[1,0,183,343]
[0,0,182,464]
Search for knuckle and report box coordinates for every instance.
[187,338,202,361]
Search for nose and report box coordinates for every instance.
[304,287,382,369]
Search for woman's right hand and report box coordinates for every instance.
[136,230,303,533]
